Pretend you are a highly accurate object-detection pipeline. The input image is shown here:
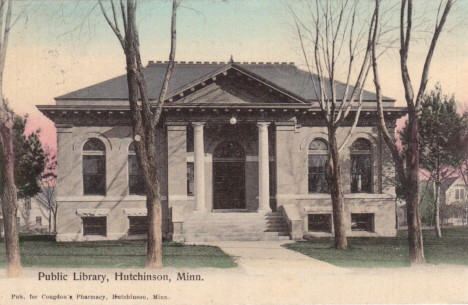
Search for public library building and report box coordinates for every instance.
[37,61,404,242]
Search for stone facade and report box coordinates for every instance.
[38,61,404,242]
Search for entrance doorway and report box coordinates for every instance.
[213,141,246,210]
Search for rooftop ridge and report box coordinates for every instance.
[147,61,295,66]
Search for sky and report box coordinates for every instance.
[3,0,468,151]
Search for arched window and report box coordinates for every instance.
[128,142,145,195]
[350,138,372,193]
[83,138,106,195]
[308,139,328,193]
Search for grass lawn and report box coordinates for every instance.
[0,241,236,269]
[284,227,468,268]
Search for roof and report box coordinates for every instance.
[441,177,462,195]
[56,61,395,102]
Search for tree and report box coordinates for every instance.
[40,147,57,234]
[0,0,21,277]
[0,108,45,269]
[457,114,468,219]
[371,0,453,263]
[419,180,435,226]
[401,85,466,237]
[97,0,180,268]
[13,116,46,200]
[5,115,46,233]
[285,1,378,249]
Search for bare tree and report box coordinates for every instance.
[285,0,378,249]
[371,0,453,264]
[0,0,22,277]
[40,150,57,234]
[18,198,31,231]
[98,0,180,268]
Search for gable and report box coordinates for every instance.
[174,84,248,105]
[172,81,304,106]
[169,67,308,106]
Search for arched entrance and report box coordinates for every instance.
[213,141,246,210]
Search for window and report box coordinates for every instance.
[351,139,372,193]
[455,188,465,201]
[128,142,145,195]
[308,139,329,193]
[308,214,332,233]
[83,217,107,236]
[25,198,31,210]
[83,138,106,195]
[351,213,374,232]
[128,216,148,235]
[36,217,42,226]
[187,162,194,196]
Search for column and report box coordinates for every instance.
[258,122,271,211]
[167,124,187,206]
[193,122,205,211]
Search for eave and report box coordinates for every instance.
[37,104,407,125]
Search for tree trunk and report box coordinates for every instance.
[327,127,347,250]
[146,182,162,268]
[48,208,51,234]
[395,197,399,230]
[434,182,442,237]
[0,120,21,277]
[52,209,57,234]
[125,0,162,268]
[405,114,425,264]
[23,199,30,232]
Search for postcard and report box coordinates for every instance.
[1,1,468,304]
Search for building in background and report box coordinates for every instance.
[0,193,51,237]
[441,177,468,226]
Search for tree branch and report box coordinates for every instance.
[414,0,453,110]
[152,0,181,129]
[372,0,407,185]
[98,0,125,50]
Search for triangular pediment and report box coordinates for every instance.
[173,83,280,105]
[167,65,308,106]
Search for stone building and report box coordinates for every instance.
[37,61,404,242]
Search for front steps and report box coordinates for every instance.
[182,211,290,242]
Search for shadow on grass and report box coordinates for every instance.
[0,241,236,269]
[283,227,468,268]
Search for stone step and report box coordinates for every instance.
[185,216,285,222]
[183,222,288,228]
[184,228,289,234]
[184,227,289,234]
[184,222,274,226]
[187,212,281,218]
[181,211,290,242]
[186,216,279,222]
[184,231,287,238]
[183,233,291,242]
